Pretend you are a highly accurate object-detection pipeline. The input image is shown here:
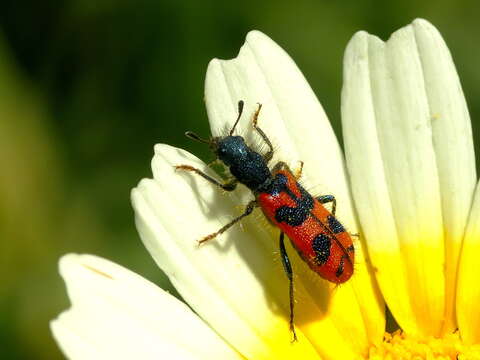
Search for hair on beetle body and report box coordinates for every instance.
[176,100,355,342]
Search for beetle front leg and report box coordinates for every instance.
[175,164,238,191]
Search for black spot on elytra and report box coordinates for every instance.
[327,215,345,234]
[312,233,331,265]
[275,206,309,226]
[347,244,354,252]
[273,174,314,227]
[336,256,345,278]
[268,173,288,196]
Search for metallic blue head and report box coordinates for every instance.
[215,136,248,166]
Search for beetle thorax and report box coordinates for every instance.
[215,136,272,192]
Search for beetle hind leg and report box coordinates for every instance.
[279,232,298,342]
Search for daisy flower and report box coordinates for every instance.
[51,19,480,359]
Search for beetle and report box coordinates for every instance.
[175,101,354,341]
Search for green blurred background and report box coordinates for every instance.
[1,1,479,358]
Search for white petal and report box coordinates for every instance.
[412,19,476,332]
[51,254,240,360]
[205,30,346,200]
[204,30,384,355]
[132,145,321,359]
[457,181,480,344]
[342,19,475,336]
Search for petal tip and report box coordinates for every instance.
[412,18,443,42]
[154,143,172,155]
[412,18,434,28]
[345,31,369,53]
[59,253,117,283]
[206,57,221,70]
[245,29,270,43]
[58,253,81,272]
[352,30,370,41]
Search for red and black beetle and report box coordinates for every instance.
[176,101,354,341]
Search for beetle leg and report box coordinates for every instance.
[175,164,238,191]
[252,103,275,164]
[271,161,292,174]
[272,160,303,180]
[317,195,336,216]
[198,200,257,244]
[279,232,298,342]
[293,161,303,180]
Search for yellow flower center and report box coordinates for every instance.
[367,330,480,359]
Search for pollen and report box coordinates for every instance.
[367,330,480,360]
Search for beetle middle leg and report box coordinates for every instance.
[316,194,336,216]
[271,161,292,174]
[198,200,257,244]
[272,161,304,180]
[293,161,303,180]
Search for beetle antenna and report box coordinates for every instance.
[229,100,245,136]
[185,131,210,144]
